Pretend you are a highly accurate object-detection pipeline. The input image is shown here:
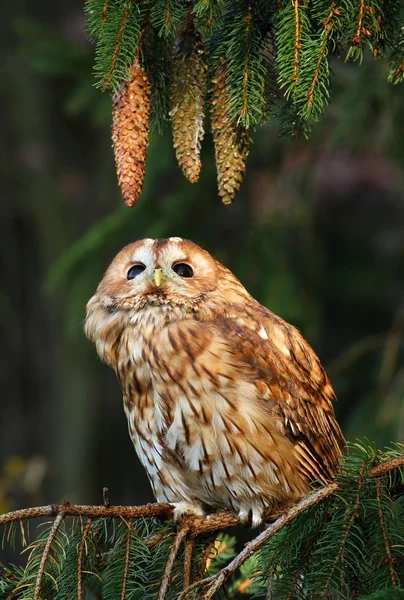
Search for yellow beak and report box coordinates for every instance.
[153,269,165,287]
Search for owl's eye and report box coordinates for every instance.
[127,264,146,279]
[173,263,193,278]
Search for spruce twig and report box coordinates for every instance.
[375,479,398,587]
[158,525,189,600]
[199,484,339,600]
[307,1,336,109]
[318,463,366,599]
[104,0,131,90]
[33,514,64,600]
[353,0,367,45]
[0,502,174,526]
[1,456,403,529]
[120,519,132,600]
[183,537,195,599]
[77,518,93,600]
[292,0,301,84]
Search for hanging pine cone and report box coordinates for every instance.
[210,68,249,205]
[170,22,207,183]
[111,58,150,207]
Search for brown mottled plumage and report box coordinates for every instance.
[85,237,346,526]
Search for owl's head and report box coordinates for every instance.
[90,237,235,314]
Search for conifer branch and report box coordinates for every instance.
[307,2,336,108]
[158,525,189,600]
[240,4,253,119]
[204,484,339,600]
[375,479,398,587]
[120,519,132,600]
[196,538,217,580]
[319,462,366,599]
[77,518,93,600]
[1,456,402,528]
[33,514,64,600]
[101,0,109,24]
[285,516,327,600]
[84,0,404,203]
[353,0,367,45]
[104,1,131,90]
[183,538,195,599]
[292,0,301,83]
[0,501,174,526]
[1,451,403,600]
[370,456,404,478]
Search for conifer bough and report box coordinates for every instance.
[85,0,404,206]
[0,444,403,599]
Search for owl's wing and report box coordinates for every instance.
[211,303,346,484]
[158,306,345,486]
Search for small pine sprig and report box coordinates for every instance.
[211,0,267,128]
[295,0,343,123]
[388,23,404,84]
[85,0,144,92]
[150,0,187,37]
[345,0,387,63]
[275,0,312,102]
[170,20,207,184]
[210,67,249,205]
[111,56,150,207]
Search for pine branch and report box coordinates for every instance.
[33,515,64,600]
[198,484,338,600]
[276,0,311,101]
[319,462,366,599]
[1,455,403,528]
[0,502,174,526]
[211,0,267,128]
[158,525,189,600]
[1,448,403,600]
[182,538,195,599]
[375,480,398,587]
[120,519,132,600]
[150,0,186,36]
[77,518,93,600]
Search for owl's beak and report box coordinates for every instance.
[153,269,165,287]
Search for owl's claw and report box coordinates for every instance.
[172,501,205,522]
[238,507,263,528]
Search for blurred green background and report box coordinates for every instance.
[1,1,403,517]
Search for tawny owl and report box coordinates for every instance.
[85,237,345,526]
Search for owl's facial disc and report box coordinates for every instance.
[97,238,219,312]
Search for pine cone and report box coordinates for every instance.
[170,22,207,183]
[210,68,249,205]
[111,59,150,207]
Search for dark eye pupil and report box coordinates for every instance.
[173,263,193,278]
[127,264,146,279]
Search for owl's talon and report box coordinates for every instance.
[238,507,263,528]
[172,501,205,522]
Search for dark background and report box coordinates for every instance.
[1,1,403,517]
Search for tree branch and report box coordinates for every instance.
[77,518,93,600]
[34,514,64,600]
[158,525,189,600]
[200,484,338,600]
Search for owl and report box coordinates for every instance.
[85,237,346,526]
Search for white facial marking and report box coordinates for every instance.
[131,245,154,268]
[169,237,183,242]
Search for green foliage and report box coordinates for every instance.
[0,443,403,599]
[84,0,404,135]
[85,0,145,93]
[210,1,267,127]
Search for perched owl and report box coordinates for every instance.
[85,237,346,526]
